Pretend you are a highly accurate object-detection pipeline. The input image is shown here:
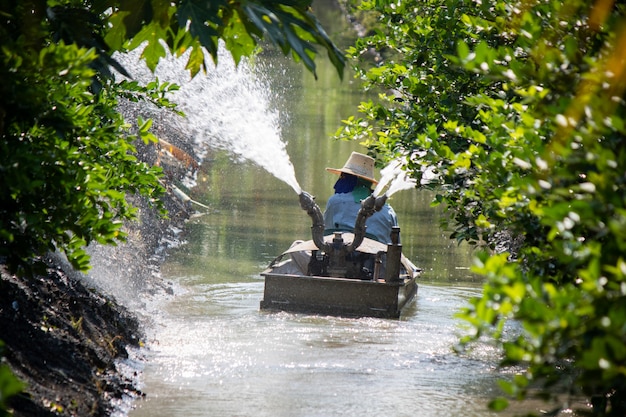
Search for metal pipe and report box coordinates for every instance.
[348,194,388,252]
[300,190,391,259]
[299,191,331,252]
[385,226,402,282]
[374,193,388,211]
[349,194,374,252]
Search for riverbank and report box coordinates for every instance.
[0,137,198,416]
[0,194,191,416]
[0,2,353,413]
[0,258,143,416]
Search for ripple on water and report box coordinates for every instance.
[132,283,514,417]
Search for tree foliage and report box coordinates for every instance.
[1,0,345,413]
[101,0,346,78]
[0,0,345,273]
[339,0,626,414]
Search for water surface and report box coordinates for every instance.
[127,8,539,417]
[127,64,506,416]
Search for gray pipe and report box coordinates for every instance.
[299,191,388,254]
[299,191,331,252]
[384,226,402,282]
[348,194,388,252]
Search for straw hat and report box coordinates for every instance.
[326,152,378,184]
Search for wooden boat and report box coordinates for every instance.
[260,193,419,319]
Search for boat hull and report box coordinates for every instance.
[260,272,418,319]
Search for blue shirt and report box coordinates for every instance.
[323,192,398,244]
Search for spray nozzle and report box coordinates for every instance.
[299,191,316,212]
[374,194,388,211]
[360,193,388,213]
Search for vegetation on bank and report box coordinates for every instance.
[0,0,344,413]
[338,0,626,414]
[6,0,626,415]
[0,0,344,275]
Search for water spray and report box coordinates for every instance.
[373,158,417,199]
[117,46,303,197]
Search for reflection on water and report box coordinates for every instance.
[129,152,511,417]
[132,280,507,417]
[173,149,477,285]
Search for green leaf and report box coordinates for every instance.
[128,22,169,71]
[488,397,509,411]
[0,364,24,409]
[222,10,257,65]
[104,11,131,51]
[177,0,224,57]
[457,39,470,61]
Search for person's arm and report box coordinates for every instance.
[389,205,399,227]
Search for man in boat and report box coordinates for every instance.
[324,152,398,244]
[289,152,400,275]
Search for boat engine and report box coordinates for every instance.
[298,191,396,280]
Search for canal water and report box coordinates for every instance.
[118,7,560,417]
